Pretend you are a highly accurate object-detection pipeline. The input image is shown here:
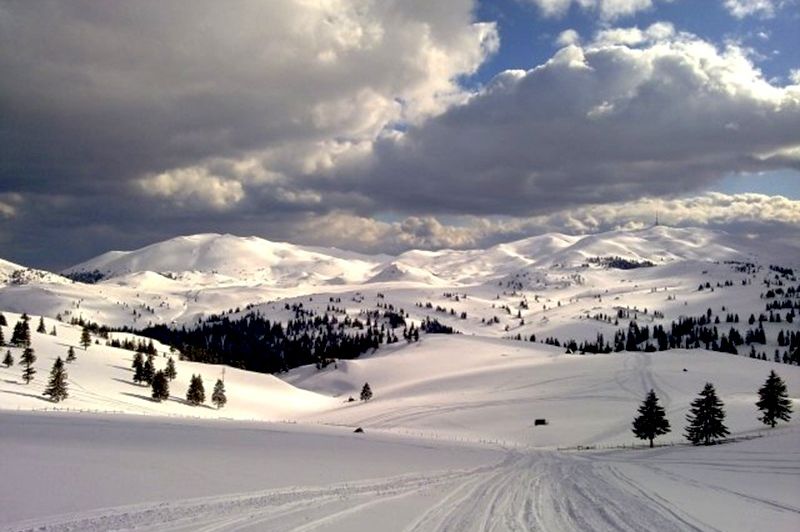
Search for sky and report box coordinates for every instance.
[0,0,799,269]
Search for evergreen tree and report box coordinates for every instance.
[360,382,372,401]
[20,347,36,384]
[632,389,671,447]
[685,383,729,445]
[50,326,57,336]
[80,326,92,350]
[186,374,205,406]
[151,370,169,402]
[142,354,155,385]
[36,316,46,334]
[10,319,31,347]
[212,378,227,409]
[0,325,4,346]
[43,357,69,402]
[756,370,792,428]
[0,312,6,326]
[3,349,13,368]
[66,346,76,363]
[165,356,177,381]
[132,352,146,384]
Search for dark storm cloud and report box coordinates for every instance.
[342,26,800,216]
[0,3,798,269]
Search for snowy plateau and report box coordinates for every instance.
[1,225,799,531]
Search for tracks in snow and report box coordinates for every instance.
[5,450,714,532]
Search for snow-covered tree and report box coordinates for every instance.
[2,349,13,368]
[360,382,372,401]
[151,370,169,402]
[20,347,36,384]
[66,346,76,363]
[186,374,205,406]
[685,383,729,445]
[43,357,69,402]
[632,390,671,447]
[212,378,227,409]
[756,370,792,428]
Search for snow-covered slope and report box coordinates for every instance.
[64,233,386,286]
[0,312,334,420]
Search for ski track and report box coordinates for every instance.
[4,449,760,532]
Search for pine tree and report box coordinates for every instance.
[11,319,31,347]
[80,326,92,350]
[186,374,205,406]
[3,349,13,368]
[43,357,69,402]
[632,389,671,447]
[360,382,372,401]
[142,354,155,385]
[132,352,145,384]
[212,378,227,409]
[0,326,4,346]
[36,316,46,334]
[66,346,76,363]
[165,356,177,380]
[50,326,57,336]
[20,347,36,384]
[685,383,729,445]
[756,370,792,428]
[151,370,169,402]
[0,312,6,326]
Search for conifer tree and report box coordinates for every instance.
[132,352,145,384]
[186,374,205,406]
[36,316,46,334]
[632,389,671,447]
[50,326,57,336]
[212,378,227,409]
[685,383,729,445]
[66,346,76,363]
[0,325,4,346]
[11,319,31,347]
[360,382,372,401]
[151,370,169,402]
[80,326,92,350]
[165,356,177,381]
[0,312,6,326]
[756,370,792,428]
[3,349,13,368]
[43,357,69,402]
[20,347,36,384]
[142,354,155,385]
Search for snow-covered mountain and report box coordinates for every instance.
[64,233,388,286]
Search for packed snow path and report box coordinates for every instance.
[3,414,798,532]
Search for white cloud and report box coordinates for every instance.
[354,26,800,216]
[723,0,776,18]
[0,193,22,219]
[137,168,245,210]
[528,0,656,20]
[556,29,581,47]
[277,193,800,255]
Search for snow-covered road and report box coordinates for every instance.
[2,413,798,532]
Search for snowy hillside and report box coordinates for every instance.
[1,226,799,531]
